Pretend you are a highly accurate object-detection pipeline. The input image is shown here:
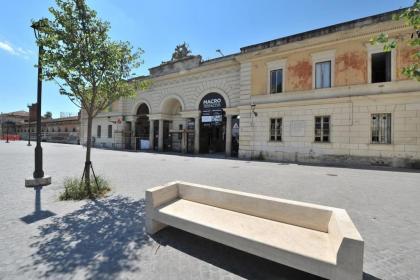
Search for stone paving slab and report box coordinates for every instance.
[1,141,419,279]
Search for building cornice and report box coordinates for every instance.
[245,80,420,108]
[146,59,239,84]
[236,22,411,63]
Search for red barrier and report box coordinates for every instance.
[0,135,21,141]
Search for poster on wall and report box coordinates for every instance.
[199,92,226,127]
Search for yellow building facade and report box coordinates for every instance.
[237,11,420,168]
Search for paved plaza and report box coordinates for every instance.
[1,141,419,280]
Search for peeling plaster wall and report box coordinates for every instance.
[286,55,312,92]
[335,42,367,86]
[396,37,419,81]
[250,32,417,95]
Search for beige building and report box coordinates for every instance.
[0,111,29,137]
[81,9,420,168]
[17,115,80,144]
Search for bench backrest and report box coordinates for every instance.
[177,182,333,232]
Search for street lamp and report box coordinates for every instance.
[25,19,51,193]
[250,102,258,117]
[6,120,9,143]
[31,19,47,179]
[27,104,32,146]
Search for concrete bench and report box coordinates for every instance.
[145,181,364,280]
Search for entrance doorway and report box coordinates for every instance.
[163,120,172,151]
[231,116,240,157]
[135,103,150,150]
[200,121,225,153]
[198,92,226,154]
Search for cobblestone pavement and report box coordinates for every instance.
[1,141,419,280]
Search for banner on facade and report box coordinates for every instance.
[199,92,226,127]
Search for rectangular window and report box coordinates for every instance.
[315,116,330,142]
[108,125,112,138]
[97,125,101,138]
[371,113,391,144]
[270,118,282,141]
[270,69,283,94]
[371,52,391,83]
[315,61,331,89]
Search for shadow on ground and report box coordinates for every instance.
[20,210,56,224]
[153,227,382,280]
[154,227,320,280]
[24,196,151,279]
[24,195,382,280]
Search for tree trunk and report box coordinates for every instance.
[85,114,93,195]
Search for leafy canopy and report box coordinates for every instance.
[43,111,52,118]
[35,0,147,117]
[370,1,420,81]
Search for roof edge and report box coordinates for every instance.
[240,8,408,53]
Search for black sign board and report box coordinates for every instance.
[199,92,226,126]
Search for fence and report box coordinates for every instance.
[0,134,21,141]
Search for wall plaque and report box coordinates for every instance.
[291,120,305,137]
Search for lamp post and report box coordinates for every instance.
[25,19,51,194]
[27,104,32,146]
[250,102,258,117]
[6,120,9,143]
[32,20,46,179]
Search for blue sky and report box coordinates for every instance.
[0,0,412,118]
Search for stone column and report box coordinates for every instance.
[181,129,187,153]
[149,120,154,150]
[194,117,200,154]
[131,120,136,150]
[225,115,232,157]
[158,119,164,152]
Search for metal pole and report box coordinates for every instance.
[6,121,9,143]
[35,186,42,212]
[33,45,44,179]
[1,112,3,140]
[27,110,31,146]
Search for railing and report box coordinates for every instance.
[0,134,21,141]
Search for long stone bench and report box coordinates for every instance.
[145,181,364,280]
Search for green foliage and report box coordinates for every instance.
[171,42,192,61]
[370,1,420,81]
[34,0,146,118]
[43,111,52,118]
[59,175,111,200]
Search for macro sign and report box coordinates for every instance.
[199,92,226,127]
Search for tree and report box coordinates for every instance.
[44,111,52,119]
[171,42,191,61]
[370,1,420,81]
[36,0,147,194]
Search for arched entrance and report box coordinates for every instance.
[160,96,184,152]
[199,92,226,154]
[135,103,150,149]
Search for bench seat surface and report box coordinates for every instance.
[157,199,336,264]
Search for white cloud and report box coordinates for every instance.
[0,41,16,54]
[0,40,34,59]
